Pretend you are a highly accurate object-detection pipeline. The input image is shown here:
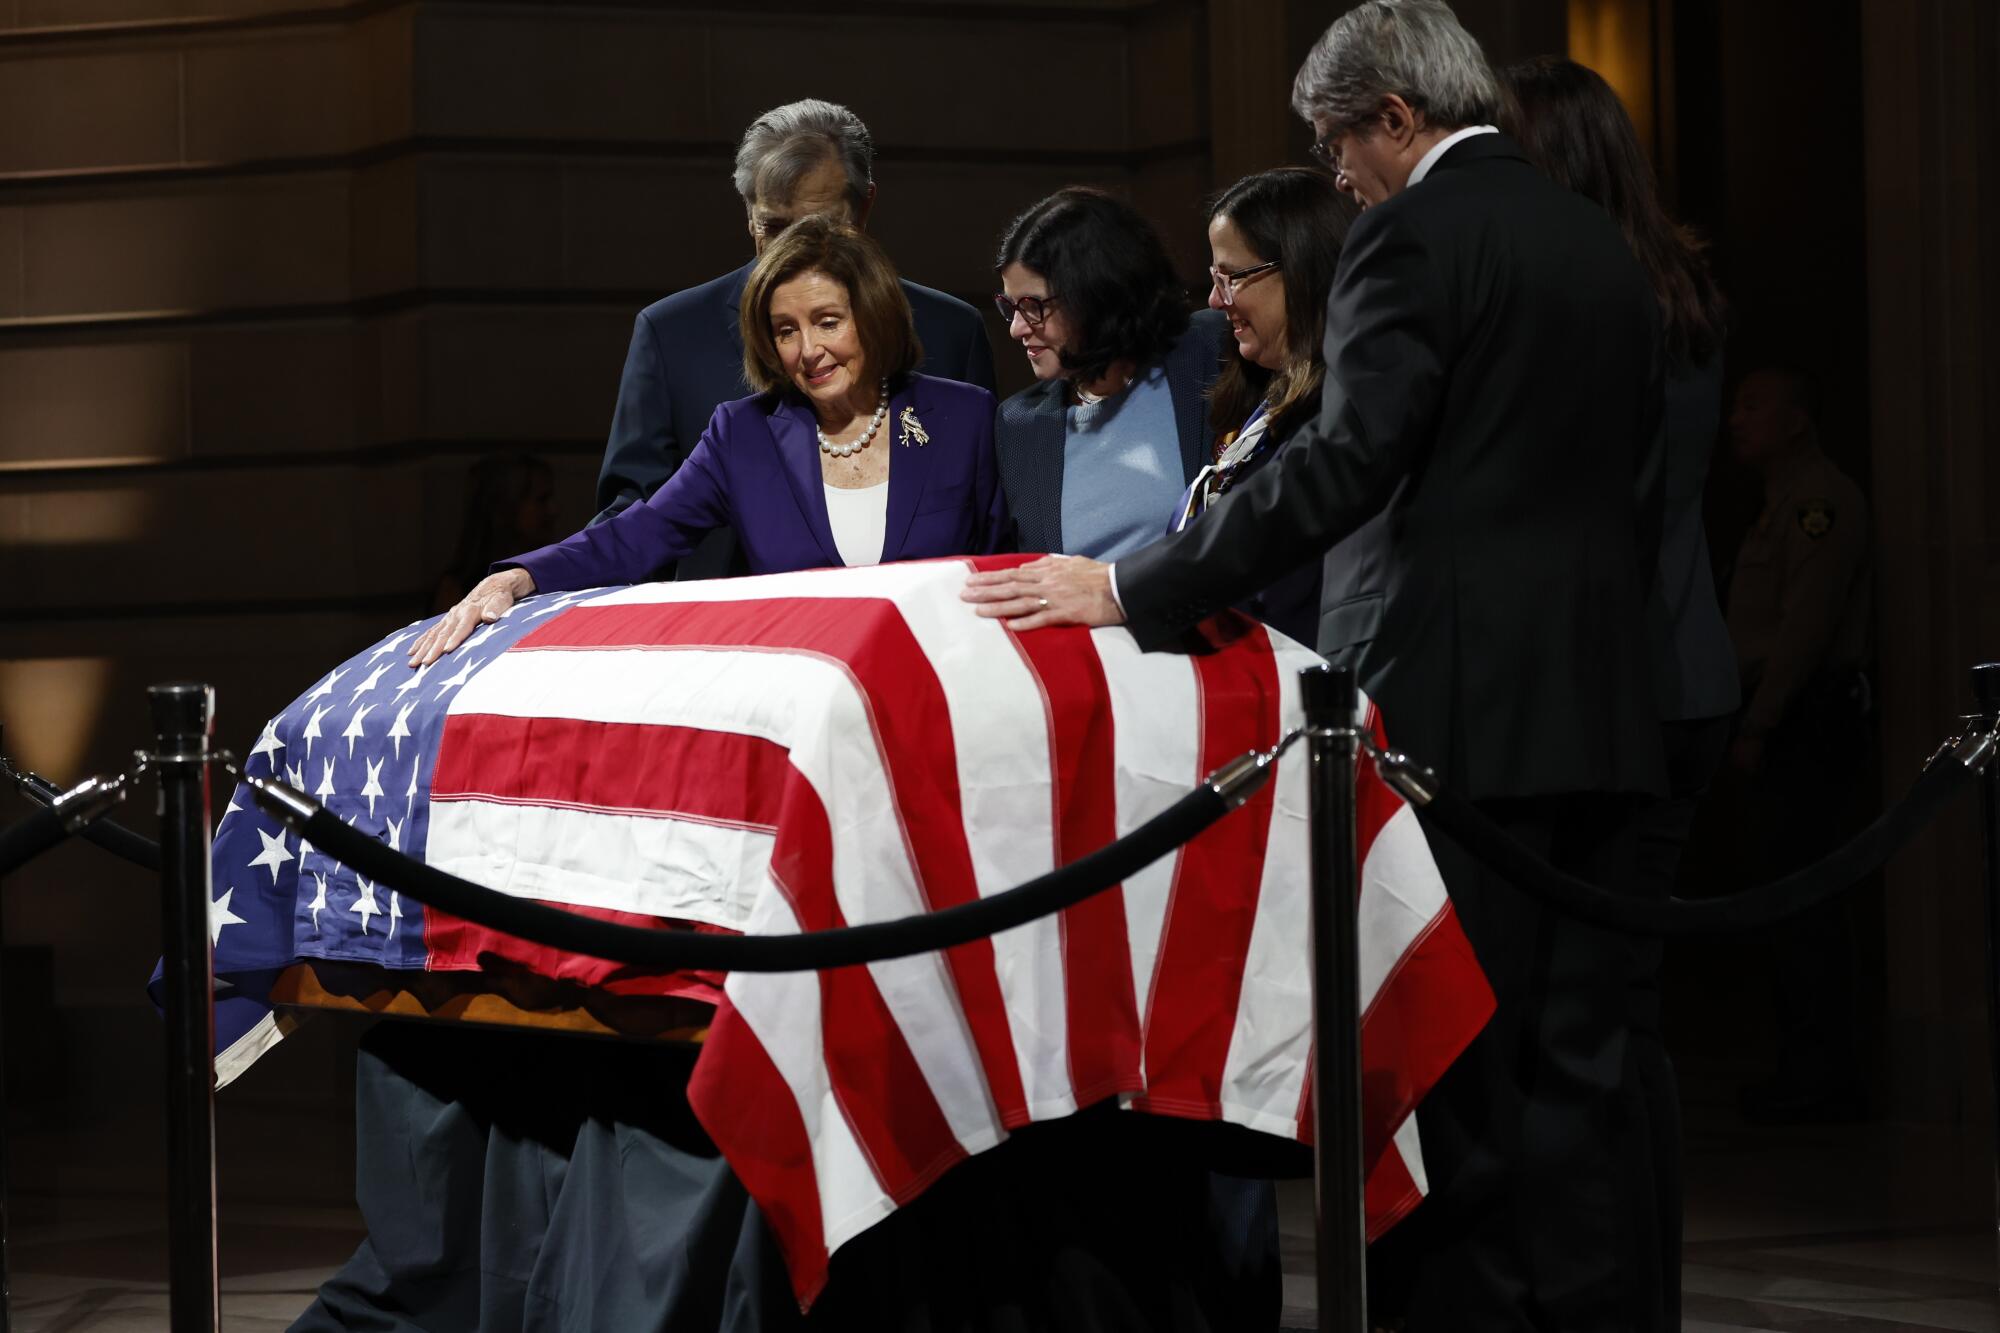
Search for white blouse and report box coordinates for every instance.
[823,481,889,568]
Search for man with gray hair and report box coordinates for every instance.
[961,3,1669,1325]
[594,98,994,578]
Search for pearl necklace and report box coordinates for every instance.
[816,379,891,458]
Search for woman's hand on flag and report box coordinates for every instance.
[409,567,537,667]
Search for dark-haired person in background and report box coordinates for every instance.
[965,1,1669,1324]
[1724,364,1871,1128]
[593,99,994,582]
[992,187,1230,559]
[428,453,558,614]
[1185,167,1351,646]
[1504,54,1736,1331]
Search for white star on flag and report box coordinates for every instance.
[351,877,381,934]
[305,668,345,703]
[348,663,390,700]
[248,720,285,772]
[209,886,247,946]
[369,628,417,662]
[463,623,502,653]
[306,874,330,933]
[361,758,386,816]
[387,703,416,759]
[394,663,431,699]
[247,827,293,884]
[285,761,305,791]
[344,703,377,757]
[316,759,337,800]
[433,655,479,700]
[217,794,241,831]
[388,891,402,942]
[385,816,403,853]
[302,702,333,759]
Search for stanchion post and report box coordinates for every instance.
[1301,664,1365,1333]
[1974,662,2000,1296]
[149,683,219,1333]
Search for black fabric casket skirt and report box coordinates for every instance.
[291,1018,1284,1332]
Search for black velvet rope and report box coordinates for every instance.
[15,772,162,873]
[0,805,68,879]
[289,783,1233,972]
[1416,754,1975,936]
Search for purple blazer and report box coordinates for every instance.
[507,373,1010,592]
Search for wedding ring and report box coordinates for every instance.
[1037,597,1050,610]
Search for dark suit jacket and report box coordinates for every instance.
[1118,134,1668,801]
[512,375,1007,591]
[1220,408,1324,649]
[1650,352,1740,722]
[594,262,996,579]
[994,309,1231,555]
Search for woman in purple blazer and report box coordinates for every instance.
[411,216,1009,667]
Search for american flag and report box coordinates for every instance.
[184,555,1493,1307]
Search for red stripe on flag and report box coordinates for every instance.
[430,714,791,827]
[424,892,731,999]
[1131,627,1281,1118]
[520,598,1031,1128]
[763,768,970,1205]
[1331,899,1493,1167]
[1007,626,1143,1108]
[688,999,834,1312]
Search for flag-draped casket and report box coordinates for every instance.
[189,555,1493,1306]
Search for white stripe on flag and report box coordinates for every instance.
[1219,654,1318,1135]
[425,799,775,927]
[1358,803,1453,1014]
[1391,1110,1427,1197]
[1092,630,1202,1040]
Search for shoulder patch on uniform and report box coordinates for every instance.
[1798,499,1835,539]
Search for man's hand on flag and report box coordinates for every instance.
[959,555,1123,631]
[409,567,537,667]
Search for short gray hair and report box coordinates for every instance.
[732,99,874,211]
[1290,0,1501,134]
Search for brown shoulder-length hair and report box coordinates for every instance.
[1501,56,1728,367]
[740,215,921,395]
[1206,168,1351,440]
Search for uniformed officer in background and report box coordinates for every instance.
[1723,363,1873,1122]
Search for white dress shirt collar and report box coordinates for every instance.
[1408,124,1500,188]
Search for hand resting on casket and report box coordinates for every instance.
[408,566,536,667]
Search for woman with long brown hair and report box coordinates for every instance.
[1504,54,1736,1333]
[1179,167,1352,645]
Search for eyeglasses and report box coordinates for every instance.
[1308,129,1348,178]
[994,293,1058,327]
[1208,260,1281,306]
